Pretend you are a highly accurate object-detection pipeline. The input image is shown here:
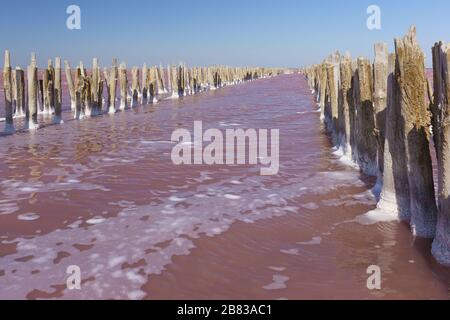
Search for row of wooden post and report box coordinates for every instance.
[3,52,285,132]
[304,26,450,266]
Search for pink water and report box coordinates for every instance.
[0,74,450,300]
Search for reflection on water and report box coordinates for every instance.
[0,74,450,299]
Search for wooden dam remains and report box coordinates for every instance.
[304,26,450,266]
[2,52,285,133]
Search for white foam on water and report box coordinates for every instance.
[337,153,358,169]
[268,266,286,272]
[108,256,127,268]
[169,196,187,202]
[301,202,319,210]
[0,202,19,216]
[297,236,322,246]
[263,275,289,290]
[296,110,317,115]
[322,190,376,208]
[68,220,82,229]
[166,92,179,100]
[0,164,366,299]
[356,208,399,226]
[224,194,241,200]
[280,249,299,256]
[19,187,39,193]
[17,213,40,221]
[86,217,106,225]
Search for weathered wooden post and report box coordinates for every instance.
[65,61,77,111]
[54,57,63,123]
[372,43,389,191]
[83,75,92,117]
[377,53,411,221]
[188,68,194,94]
[171,66,178,98]
[431,41,450,263]
[11,69,17,115]
[42,59,54,115]
[3,50,14,133]
[74,73,85,120]
[394,26,437,237]
[26,54,39,130]
[193,68,199,93]
[92,58,100,115]
[325,64,335,133]
[158,64,166,94]
[130,66,140,107]
[149,67,158,103]
[355,57,377,176]
[141,63,148,104]
[14,68,25,117]
[338,55,354,156]
[167,65,172,94]
[107,59,118,114]
[103,67,110,110]
[326,53,340,141]
[119,62,128,110]
[177,64,184,96]
[319,63,327,120]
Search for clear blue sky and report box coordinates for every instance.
[0,0,448,68]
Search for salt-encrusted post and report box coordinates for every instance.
[167,65,172,93]
[177,64,184,96]
[74,73,85,120]
[48,60,55,113]
[355,57,377,176]
[171,66,178,97]
[187,68,192,94]
[431,42,450,264]
[119,62,128,110]
[325,54,339,138]
[338,55,353,156]
[103,67,110,110]
[108,59,118,114]
[42,59,55,115]
[377,53,411,221]
[192,68,199,93]
[131,66,140,107]
[27,54,39,130]
[394,26,437,237]
[83,75,92,117]
[65,61,77,111]
[14,68,25,117]
[372,43,389,191]
[141,63,148,104]
[11,69,17,114]
[54,57,63,123]
[158,64,166,94]
[3,50,14,133]
[149,67,157,103]
[92,58,100,115]
[319,63,327,120]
